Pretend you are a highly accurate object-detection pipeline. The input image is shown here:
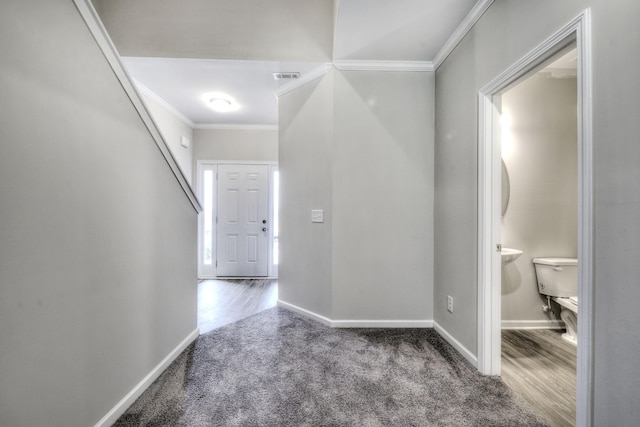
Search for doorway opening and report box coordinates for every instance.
[197,161,279,279]
[499,46,578,427]
[477,10,593,427]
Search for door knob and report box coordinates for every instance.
[262,219,267,224]
[262,227,267,232]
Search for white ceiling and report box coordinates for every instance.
[123,57,324,126]
[98,0,481,126]
[333,0,477,61]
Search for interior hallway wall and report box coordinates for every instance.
[331,70,434,321]
[0,1,198,426]
[501,74,578,324]
[193,128,278,165]
[93,0,334,61]
[278,68,434,322]
[141,92,194,183]
[278,73,334,318]
[434,1,640,424]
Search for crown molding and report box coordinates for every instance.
[333,60,434,72]
[193,124,278,131]
[134,80,195,128]
[433,0,495,70]
[275,63,334,97]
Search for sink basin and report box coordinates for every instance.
[501,248,523,264]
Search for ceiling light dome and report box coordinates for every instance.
[202,92,240,112]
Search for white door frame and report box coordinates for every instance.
[196,160,279,279]
[477,10,593,426]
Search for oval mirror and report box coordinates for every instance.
[501,159,510,217]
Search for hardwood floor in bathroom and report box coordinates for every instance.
[501,329,577,427]
[198,278,278,334]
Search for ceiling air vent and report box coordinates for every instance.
[273,72,300,80]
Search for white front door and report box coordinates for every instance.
[216,164,269,276]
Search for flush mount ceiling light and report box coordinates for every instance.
[202,92,240,112]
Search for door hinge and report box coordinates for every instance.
[496,243,502,252]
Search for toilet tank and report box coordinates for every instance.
[532,257,578,297]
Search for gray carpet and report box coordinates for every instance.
[114,307,550,426]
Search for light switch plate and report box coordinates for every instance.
[311,210,324,223]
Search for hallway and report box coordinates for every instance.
[198,279,278,334]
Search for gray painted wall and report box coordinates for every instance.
[93,0,334,61]
[278,69,434,322]
[434,0,640,424]
[501,74,578,323]
[332,70,434,321]
[193,128,278,165]
[142,93,194,184]
[279,74,334,317]
[0,1,198,426]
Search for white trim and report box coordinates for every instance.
[433,0,495,70]
[433,322,478,368]
[477,93,502,376]
[275,63,333,97]
[134,80,195,128]
[268,164,279,278]
[193,124,279,131]
[477,9,593,426]
[333,60,434,72]
[94,328,199,427]
[575,10,594,427]
[277,300,332,326]
[501,320,565,330]
[278,300,433,329]
[332,319,433,328]
[72,0,201,213]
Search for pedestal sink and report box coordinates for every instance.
[501,248,523,264]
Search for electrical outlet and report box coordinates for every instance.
[447,295,454,313]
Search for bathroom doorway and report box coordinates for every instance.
[498,47,578,427]
[476,10,593,427]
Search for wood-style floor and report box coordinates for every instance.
[501,329,577,427]
[198,279,278,334]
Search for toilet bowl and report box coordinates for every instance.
[532,257,578,345]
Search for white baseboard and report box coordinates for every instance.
[331,319,433,328]
[94,328,200,427]
[277,300,432,328]
[501,320,565,330]
[199,276,279,280]
[277,300,332,326]
[433,321,478,368]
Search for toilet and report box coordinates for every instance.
[532,257,578,345]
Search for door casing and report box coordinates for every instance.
[477,9,593,427]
